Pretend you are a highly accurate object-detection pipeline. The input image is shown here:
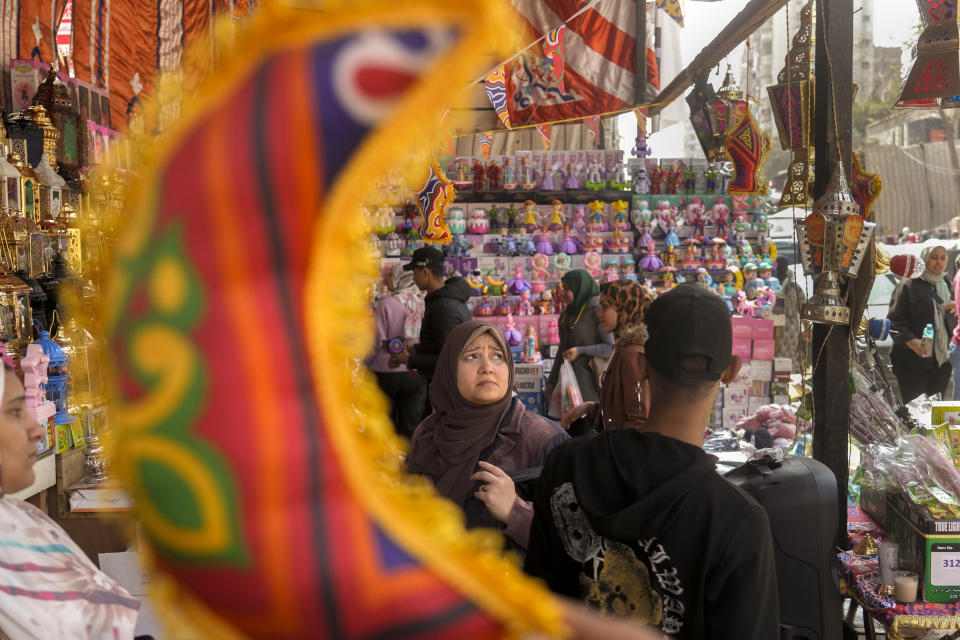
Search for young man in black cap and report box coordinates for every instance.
[524,284,779,639]
[390,246,471,394]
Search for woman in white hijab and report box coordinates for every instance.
[889,245,958,403]
[0,363,139,639]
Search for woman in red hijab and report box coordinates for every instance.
[406,320,567,549]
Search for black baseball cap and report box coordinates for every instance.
[402,246,444,271]
[644,284,733,381]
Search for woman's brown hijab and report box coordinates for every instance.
[406,320,516,506]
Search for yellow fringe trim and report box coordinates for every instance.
[95,1,569,638]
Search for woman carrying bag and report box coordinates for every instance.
[889,245,957,403]
[544,270,613,421]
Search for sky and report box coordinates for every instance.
[618,0,923,157]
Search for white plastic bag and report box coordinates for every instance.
[555,360,584,415]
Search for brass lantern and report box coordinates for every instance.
[710,67,748,151]
[9,153,40,224]
[58,317,105,409]
[796,163,876,325]
[25,105,60,173]
[0,273,33,355]
[896,0,960,106]
[34,154,65,219]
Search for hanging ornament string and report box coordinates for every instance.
[816,0,844,164]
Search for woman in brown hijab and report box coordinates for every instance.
[406,320,567,549]
[562,280,655,432]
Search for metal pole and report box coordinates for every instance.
[636,0,647,105]
[812,0,853,542]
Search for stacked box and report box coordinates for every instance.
[720,362,752,429]
[885,493,960,603]
[516,391,543,414]
[514,363,543,394]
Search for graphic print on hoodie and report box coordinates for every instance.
[524,429,779,640]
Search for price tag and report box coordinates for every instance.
[931,544,960,586]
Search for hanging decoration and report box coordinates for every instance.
[656,0,685,27]
[417,163,456,245]
[98,1,567,638]
[542,24,566,91]
[895,0,960,107]
[725,106,771,194]
[796,163,876,325]
[850,152,882,222]
[477,132,492,163]
[584,116,601,142]
[767,1,815,207]
[633,108,650,158]
[484,65,512,129]
[537,124,552,150]
[711,68,748,146]
[687,75,722,160]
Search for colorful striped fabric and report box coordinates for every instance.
[506,0,659,127]
[418,162,455,245]
[100,2,565,638]
[18,0,62,63]
[484,65,512,129]
[477,132,492,162]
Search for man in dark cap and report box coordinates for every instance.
[524,284,779,639]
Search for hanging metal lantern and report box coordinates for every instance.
[895,0,960,106]
[0,273,32,355]
[686,75,723,161]
[710,67,748,147]
[797,163,877,325]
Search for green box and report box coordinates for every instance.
[886,495,960,603]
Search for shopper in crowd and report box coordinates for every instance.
[560,279,654,433]
[524,284,779,640]
[544,269,613,421]
[390,247,471,410]
[368,263,427,437]
[950,254,960,401]
[889,245,957,403]
[0,363,140,639]
[406,321,567,550]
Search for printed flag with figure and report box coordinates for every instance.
[418,162,455,245]
[584,115,600,141]
[537,123,552,149]
[98,2,566,639]
[477,132,492,162]
[542,23,565,90]
[501,0,659,127]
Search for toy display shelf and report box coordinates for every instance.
[454,187,640,205]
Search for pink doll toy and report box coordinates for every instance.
[21,343,55,438]
[521,326,542,363]
[710,198,730,237]
[583,251,603,278]
[545,318,560,345]
[530,253,550,294]
[653,200,674,233]
[507,264,532,295]
[546,200,565,231]
[519,156,536,190]
[535,232,554,255]
[538,162,556,190]
[563,162,580,190]
[503,312,523,346]
[502,158,517,190]
[603,260,620,283]
[570,204,587,231]
[516,289,535,316]
[731,193,750,214]
[521,200,540,232]
[560,230,579,255]
[610,200,630,231]
[735,404,800,450]
[586,200,608,232]
[635,219,654,251]
[639,241,663,272]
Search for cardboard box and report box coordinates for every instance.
[932,402,960,426]
[732,316,754,338]
[752,339,776,361]
[748,396,768,413]
[885,493,960,603]
[751,360,773,382]
[774,357,793,382]
[514,377,542,393]
[722,406,749,428]
[724,387,749,406]
[729,362,752,387]
[754,318,775,340]
[733,337,752,361]
[750,380,770,397]
[514,363,544,379]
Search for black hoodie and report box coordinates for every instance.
[407,276,472,379]
[524,429,779,640]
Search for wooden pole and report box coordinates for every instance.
[636,0,647,106]
[812,0,853,541]
[647,0,788,117]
